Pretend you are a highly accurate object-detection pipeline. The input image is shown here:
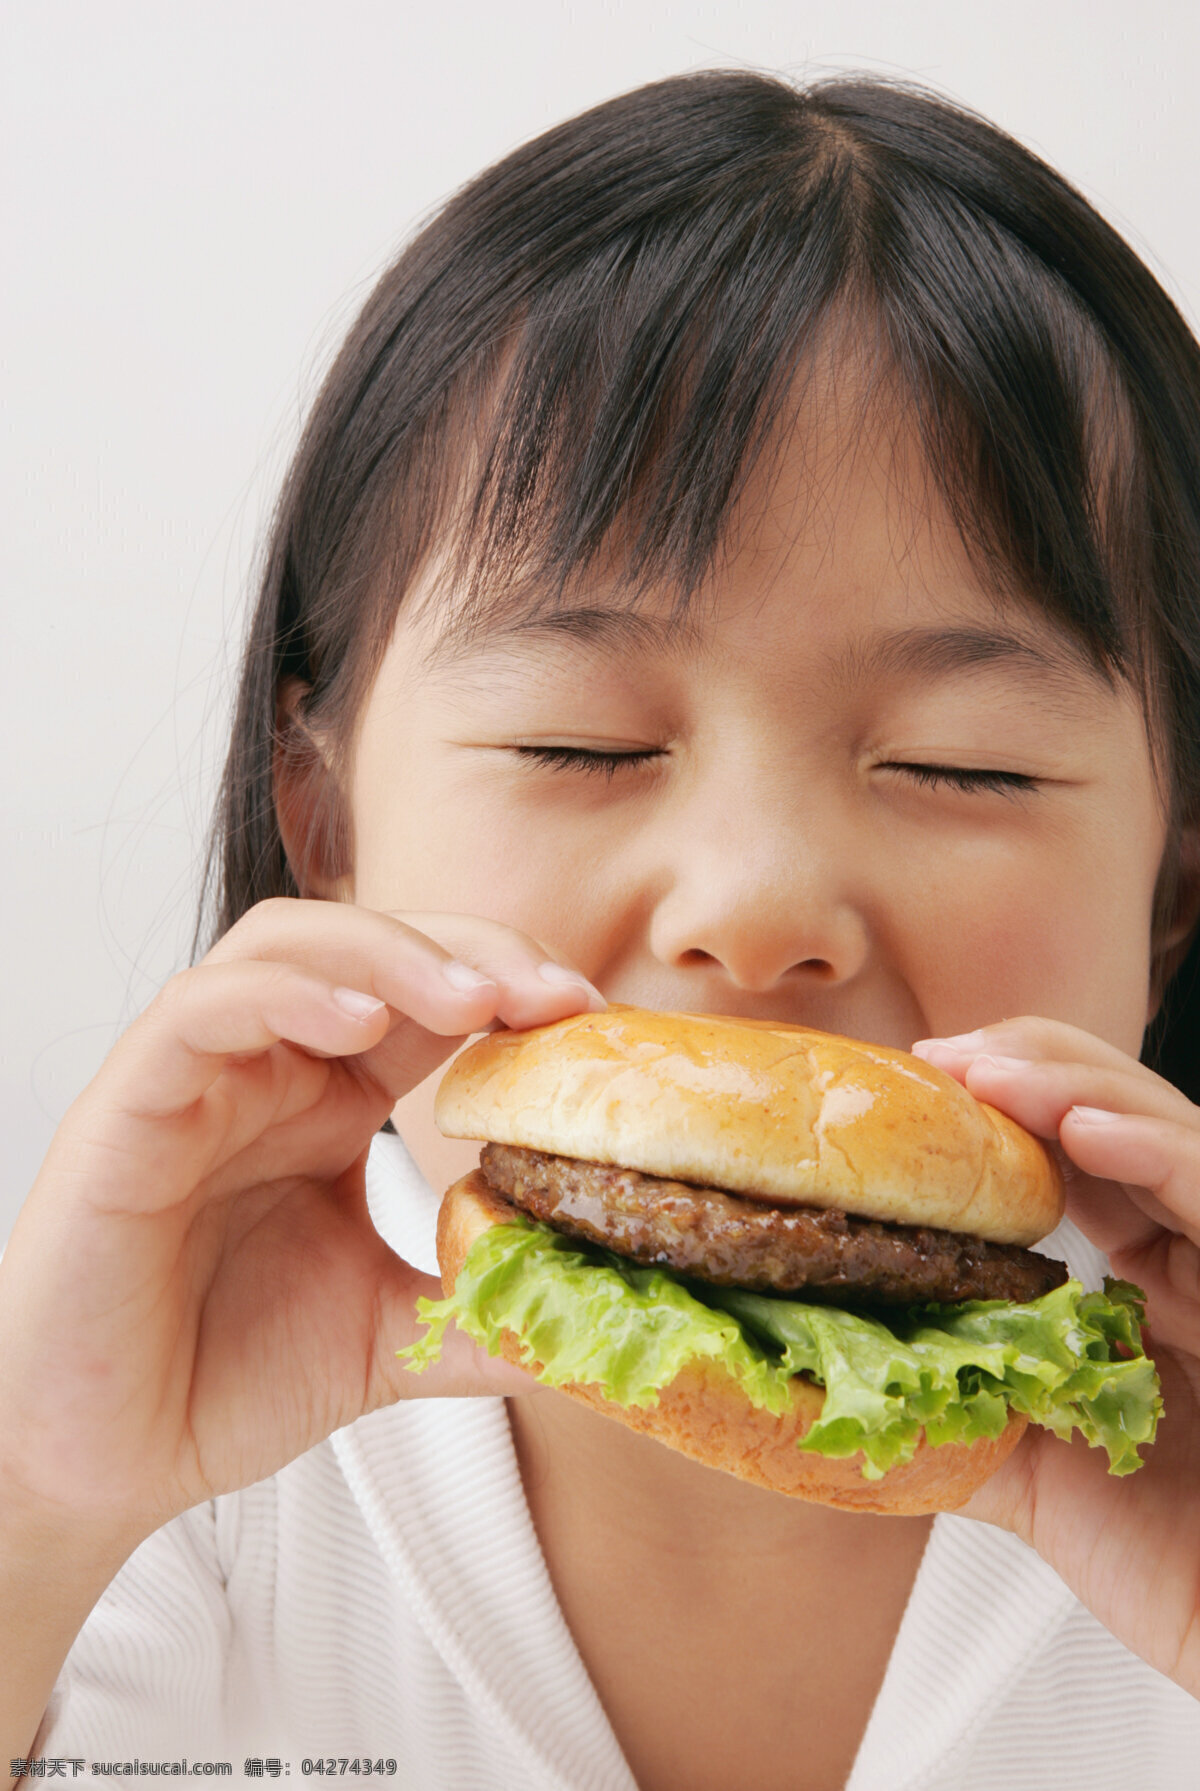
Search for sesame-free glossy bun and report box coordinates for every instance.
[435,1005,1061,1247]
[437,1170,1028,1514]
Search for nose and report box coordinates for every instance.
[646,787,871,995]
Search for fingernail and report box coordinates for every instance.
[333,986,387,1020]
[443,959,497,994]
[537,961,607,1009]
[912,1032,1013,1067]
[1069,1105,1121,1125]
[911,1039,966,1066]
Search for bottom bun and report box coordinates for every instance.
[437,1169,1027,1515]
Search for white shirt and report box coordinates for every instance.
[38,1133,1200,1788]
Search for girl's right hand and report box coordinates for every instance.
[0,899,604,1556]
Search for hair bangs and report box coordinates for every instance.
[413,88,1153,709]
[411,145,868,650]
[880,193,1138,676]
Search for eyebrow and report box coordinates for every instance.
[833,623,1108,689]
[424,601,1109,692]
[422,602,699,670]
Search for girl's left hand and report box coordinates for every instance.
[913,1018,1200,1698]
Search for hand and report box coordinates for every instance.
[0,899,605,1553]
[912,1018,1200,1696]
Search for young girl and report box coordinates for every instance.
[5,70,1200,1791]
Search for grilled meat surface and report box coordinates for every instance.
[480,1142,1067,1306]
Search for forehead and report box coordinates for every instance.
[407,388,1109,701]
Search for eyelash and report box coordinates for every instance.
[515,747,1037,795]
[514,746,663,780]
[883,763,1038,795]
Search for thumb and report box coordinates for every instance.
[366,1253,545,1405]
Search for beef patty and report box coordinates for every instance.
[480,1142,1067,1306]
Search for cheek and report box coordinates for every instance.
[902,833,1157,1054]
[346,770,635,968]
[350,779,524,912]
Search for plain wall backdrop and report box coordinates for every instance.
[5,0,1200,1241]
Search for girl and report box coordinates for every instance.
[4,70,1200,1791]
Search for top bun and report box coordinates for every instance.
[435,1005,1062,1247]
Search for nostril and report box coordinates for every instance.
[673,948,839,988]
[799,958,837,981]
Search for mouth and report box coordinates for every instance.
[591,984,928,1056]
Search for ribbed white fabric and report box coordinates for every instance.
[38,1132,1200,1788]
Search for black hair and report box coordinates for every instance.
[201,69,1200,1097]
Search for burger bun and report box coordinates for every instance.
[436,1006,1061,1247]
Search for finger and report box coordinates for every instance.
[91,959,393,1120]
[1053,1163,1167,1263]
[207,898,605,1032]
[362,1256,547,1405]
[953,1054,1200,1253]
[390,910,607,1030]
[935,1051,1200,1338]
[913,1015,1158,1079]
[1053,1142,1200,1357]
[1059,1109,1200,1251]
[420,1339,547,1401]
[950,1054,1196,1140]
[382,1312,547,1404]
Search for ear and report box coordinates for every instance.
[273,678,354,901]
[1148,822,1200,1022]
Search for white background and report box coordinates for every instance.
[5,0,1200,1242]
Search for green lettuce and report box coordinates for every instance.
[401,1216,1161,1480]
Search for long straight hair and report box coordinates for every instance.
[200,70,1200,1097]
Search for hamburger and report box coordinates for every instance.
[404,1006,1161,1513]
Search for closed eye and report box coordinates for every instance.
[513,747,1036,796]
[514,745,665,780]
[883,762,1039,795]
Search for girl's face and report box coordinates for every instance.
[338,397,1172,1187]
